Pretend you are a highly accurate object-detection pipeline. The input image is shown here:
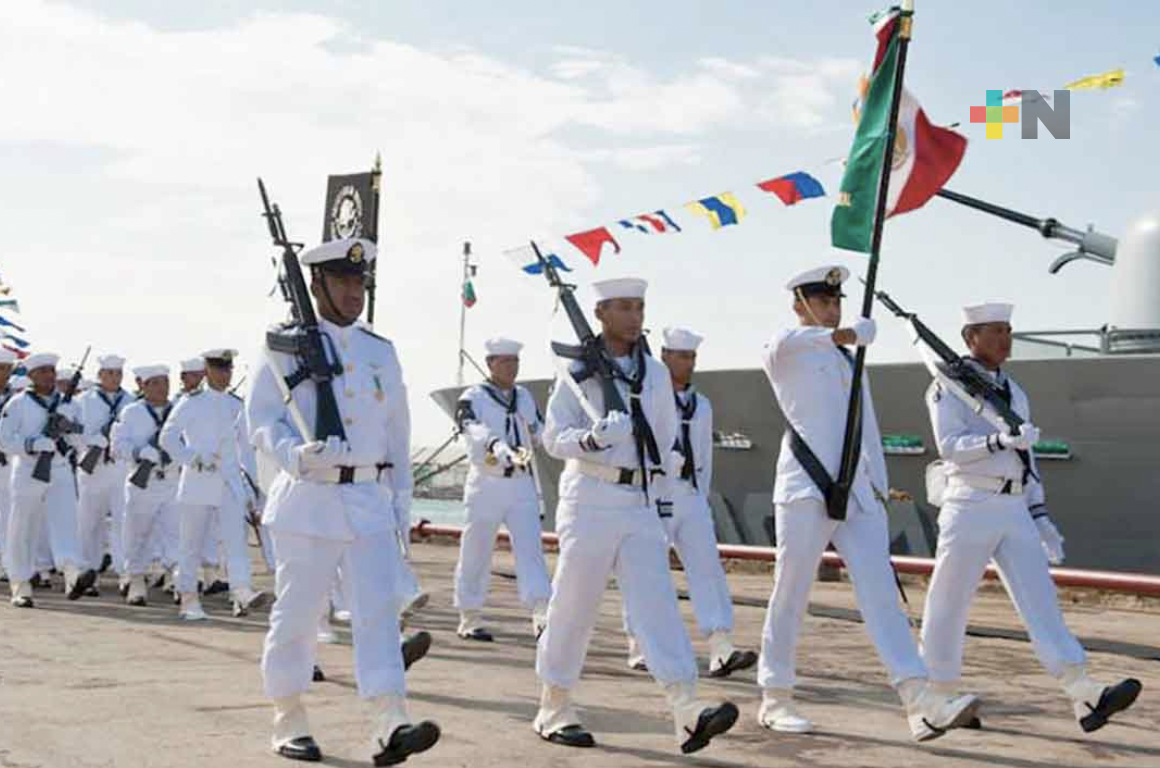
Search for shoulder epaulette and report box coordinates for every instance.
[357,326,393,345]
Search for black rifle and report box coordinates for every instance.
[32,347,90,483]
[531,241,628,416]
[258,178,346,442]
[79,396,122,474]
[873,289,1025,432]
[128,421,171,490]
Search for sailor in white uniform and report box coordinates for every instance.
[920,301,1141,732]
[0,348,19,580]
[248,237,439,765]
[160,348,268,619]
[0,352,96,606]
[77,353,131,593]
[534,277,738,754]
[114,365,180,607]
[453,337,551,641]
[756,266,980,741]
[625,327,757,677]
[175,357,225,590]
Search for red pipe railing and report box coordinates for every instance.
[413,521,1160,597]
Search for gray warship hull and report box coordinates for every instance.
[431,353,1160,575]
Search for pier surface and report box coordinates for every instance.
[1,540,1156,768]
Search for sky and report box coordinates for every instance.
[1,0,1157,445]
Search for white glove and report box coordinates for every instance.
[294,436,348,473]
[491,441,518,467]
[1034,515,1065,564]
[998,423,1040,451]
[851,316,877,346]
[592,410,633,447]
[86,434,109,449]
[670,450,687,476]
[31,436,56,453]
[138,445,161,464]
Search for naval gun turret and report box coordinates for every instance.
[936,188,1160,354]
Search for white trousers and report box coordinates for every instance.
[667,492,733,637]
[77,465,127,572]
[0,471,10,571]
[757,497,927,690]
[920,494,1086,682]
[262,528,405,700]
[5,474,82,581]
[122,483,178,576]
[454,476,550,611]
[536,499,697,689]
[177,492,251,594]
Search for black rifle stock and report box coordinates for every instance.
[128,436,170,490]
[32,347,90,483]
[258,178,346,442]
[78,444,102,474]
[531,241,628,416]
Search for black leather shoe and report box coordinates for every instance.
[84,586,100,598]
[99,553,113,573]
[30,573,49,590]
[12,596,34,609]
[373,721,440,766]
[119,582,130,598]
[708,649,758,678]
[403,631,432,671]
[204,579,230,596]
[312,665,326,683]
[541,724,595,748]
[965,716,983,729]
[1080,679,1143,733]
[68,569,98,601]
[276,736,322,762]
[458,628,493,642]
[681,702,739,754]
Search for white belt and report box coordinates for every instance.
[949,473,1024,495]
[305,465,387,485]
[568,459,646,487]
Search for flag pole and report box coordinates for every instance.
[367,152,383,326]
[830,1,915,519]
[457,241,472,386]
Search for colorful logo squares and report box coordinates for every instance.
[970,90,1020,138]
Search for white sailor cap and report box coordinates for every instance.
[201,349,238,366]
[962,302,1014,326]
[56,364,76,379]
[484,337,523,357]
[300,238,376,274]
[180,357,206,373]
[97,354,126,370]
[592,277,648,302]
[133,364,170,382]
[661,327,704,352]
[786,265,849,297]
[23,353,59,372]
[0,348,17,365]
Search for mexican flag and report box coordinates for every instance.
[462,279,477,308]
[832,8,967,253]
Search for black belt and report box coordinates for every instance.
[337,461,394,485]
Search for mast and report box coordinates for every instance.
[457,241,474,386]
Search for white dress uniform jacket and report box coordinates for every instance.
[926,360,1045,507]
[763,327,887,513]
[248,320,412,542]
